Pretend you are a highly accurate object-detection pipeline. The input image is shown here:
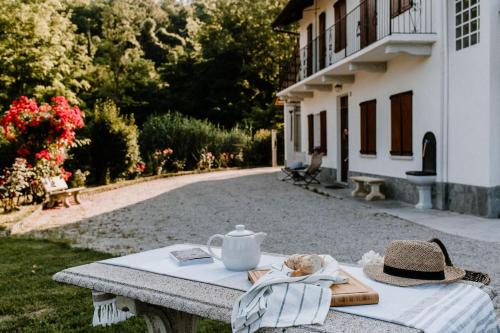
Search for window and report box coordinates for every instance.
[455,0,480,51]
[359,100,376,155]
[307,114,314,154]
[391,0,412,18]
[320,111,327,155]
[293,107,301,152]
[319,12,326,70]
[390,91,413,156]
[334,0,346,52]
[307,24,313,76]
[307,112,327,154]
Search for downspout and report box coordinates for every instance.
[440,0,450,206]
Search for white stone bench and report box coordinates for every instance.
[349,176,386,201]
[53,256,423,333]
[41,177,84,208]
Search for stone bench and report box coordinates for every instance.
[349,176,386,201]
[53,261,422,333]
[41,177,84,208]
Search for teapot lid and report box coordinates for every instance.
[227,225,254,237]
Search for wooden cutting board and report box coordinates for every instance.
[248,268,379,307]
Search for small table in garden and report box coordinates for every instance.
[52,246,496,333]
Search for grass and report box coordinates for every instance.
[0,237,231,333]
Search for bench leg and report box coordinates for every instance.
[63,195,71,208]
[351,181,368,197]
[365,183,386,201]
[116,297,198,333]
[73,192,81,204]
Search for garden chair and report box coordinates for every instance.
[281,161,306,182]
[41,176,85,208]
[292,150,323,185]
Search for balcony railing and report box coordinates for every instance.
[279,0,434,90]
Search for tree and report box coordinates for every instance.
[160,0,295,128]
[0,0,90,109]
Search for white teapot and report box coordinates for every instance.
[207,225,267,271]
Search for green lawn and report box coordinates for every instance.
[0,237,230,333]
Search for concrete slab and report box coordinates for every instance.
[303,182,500,243]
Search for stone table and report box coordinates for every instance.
[53,262,423,333]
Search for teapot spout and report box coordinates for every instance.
[254,232,267,245]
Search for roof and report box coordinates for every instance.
[272,0,314,28]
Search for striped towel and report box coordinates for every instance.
[231,256,346,333]
[395,283,500,333]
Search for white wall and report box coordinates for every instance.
[488,2,500,186]
[447,0,495,187]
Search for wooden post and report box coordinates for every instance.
[271,129,277,167]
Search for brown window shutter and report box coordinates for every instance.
[308,114,314,154]
[391,95,402,155]
[401,92,413,155]
[307,24,313,76]
[391,0,400,17]
[367,101,377,154]
[319,13,326,70]
[320,111,327,155]
[360,103,367,153]
[334,0,346,53]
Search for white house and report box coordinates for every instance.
[274,0,500,217]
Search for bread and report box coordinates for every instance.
[285,254,324,277]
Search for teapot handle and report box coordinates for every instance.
[207,234,224,261]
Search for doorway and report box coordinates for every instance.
[340,96,349,183]
[360,0,377,48]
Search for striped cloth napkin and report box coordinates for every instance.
[394,282,499,333]
[231,256,346,333]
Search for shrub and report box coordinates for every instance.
[140,113,250,169]
[89,100,141,184]
[244,129,272,166]
[0,96,84,180]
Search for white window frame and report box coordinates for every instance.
[455,0,480,51]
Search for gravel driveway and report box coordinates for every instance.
[25,168,500,314]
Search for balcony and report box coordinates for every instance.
[278,0,436,96]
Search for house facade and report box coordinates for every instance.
[274,0,500,217]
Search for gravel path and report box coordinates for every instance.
[25,168,500,314]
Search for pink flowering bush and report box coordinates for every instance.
[0,96,84,181]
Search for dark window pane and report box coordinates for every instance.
[471,33,478,45]
[471,0,477,5]
[463,10,469,21]
[471,19,478,31]
[463,0,469,9]
[463,23,469,35]
[456,27,462,38]
[471,7,478,18]
[456,14,462,25]
[456,2,462,13]
[463,36,469,48]
[456,39,462,50]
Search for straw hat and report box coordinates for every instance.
[363,240,465,287]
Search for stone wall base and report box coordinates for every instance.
[348,171,500,218]
[319,167,337,184]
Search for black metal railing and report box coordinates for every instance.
[279,0,434,90]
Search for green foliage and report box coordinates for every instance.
[140,112,249,169]
[0,131,15,171]
[0,0,91,107]
[161,0,294,128]
[245,129,272,166]
[89,100,141,184]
